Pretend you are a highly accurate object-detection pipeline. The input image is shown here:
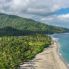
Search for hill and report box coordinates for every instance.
[0,13,68,36]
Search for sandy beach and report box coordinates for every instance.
[20,39,68,69]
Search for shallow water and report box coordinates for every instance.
[53,33,69,64]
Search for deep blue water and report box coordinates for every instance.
[53,33,69,64]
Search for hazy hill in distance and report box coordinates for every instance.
[0,13,69,36]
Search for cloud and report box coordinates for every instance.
[57,14,69,19]
[40,15,69,28]
[10,0,30,11]
[0,0,32,14]
[0,0,69,28]
[0,0,69,15]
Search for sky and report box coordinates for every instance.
[0,0,69,28]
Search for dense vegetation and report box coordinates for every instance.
[0,34,51,69]
[0,13,68,36]
[0,13,69,69]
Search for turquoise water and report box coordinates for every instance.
[53,33,69,64]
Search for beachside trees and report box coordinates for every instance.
[0,34,51,69]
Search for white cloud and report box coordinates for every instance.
[0,0,69,15]
[57,14,69,19]
[0,0,32,14]
[10,0,30,11]
[41,17,54,21]
[27,8,49,15]
[51,4,60,11]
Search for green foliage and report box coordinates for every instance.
[0,13,68,36]
[0,34,51,69]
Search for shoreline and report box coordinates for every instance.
[20,38,68,69]
[52,37,69,69]
[54,38,69,69]
[52,38,68,69]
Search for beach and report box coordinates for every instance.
[20,39,68,69]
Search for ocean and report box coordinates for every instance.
[52,33,69,65]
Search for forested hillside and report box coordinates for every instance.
[0,13,68,36]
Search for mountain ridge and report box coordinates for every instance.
[0,13,69,36]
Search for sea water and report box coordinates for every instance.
[53,33,69,65]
